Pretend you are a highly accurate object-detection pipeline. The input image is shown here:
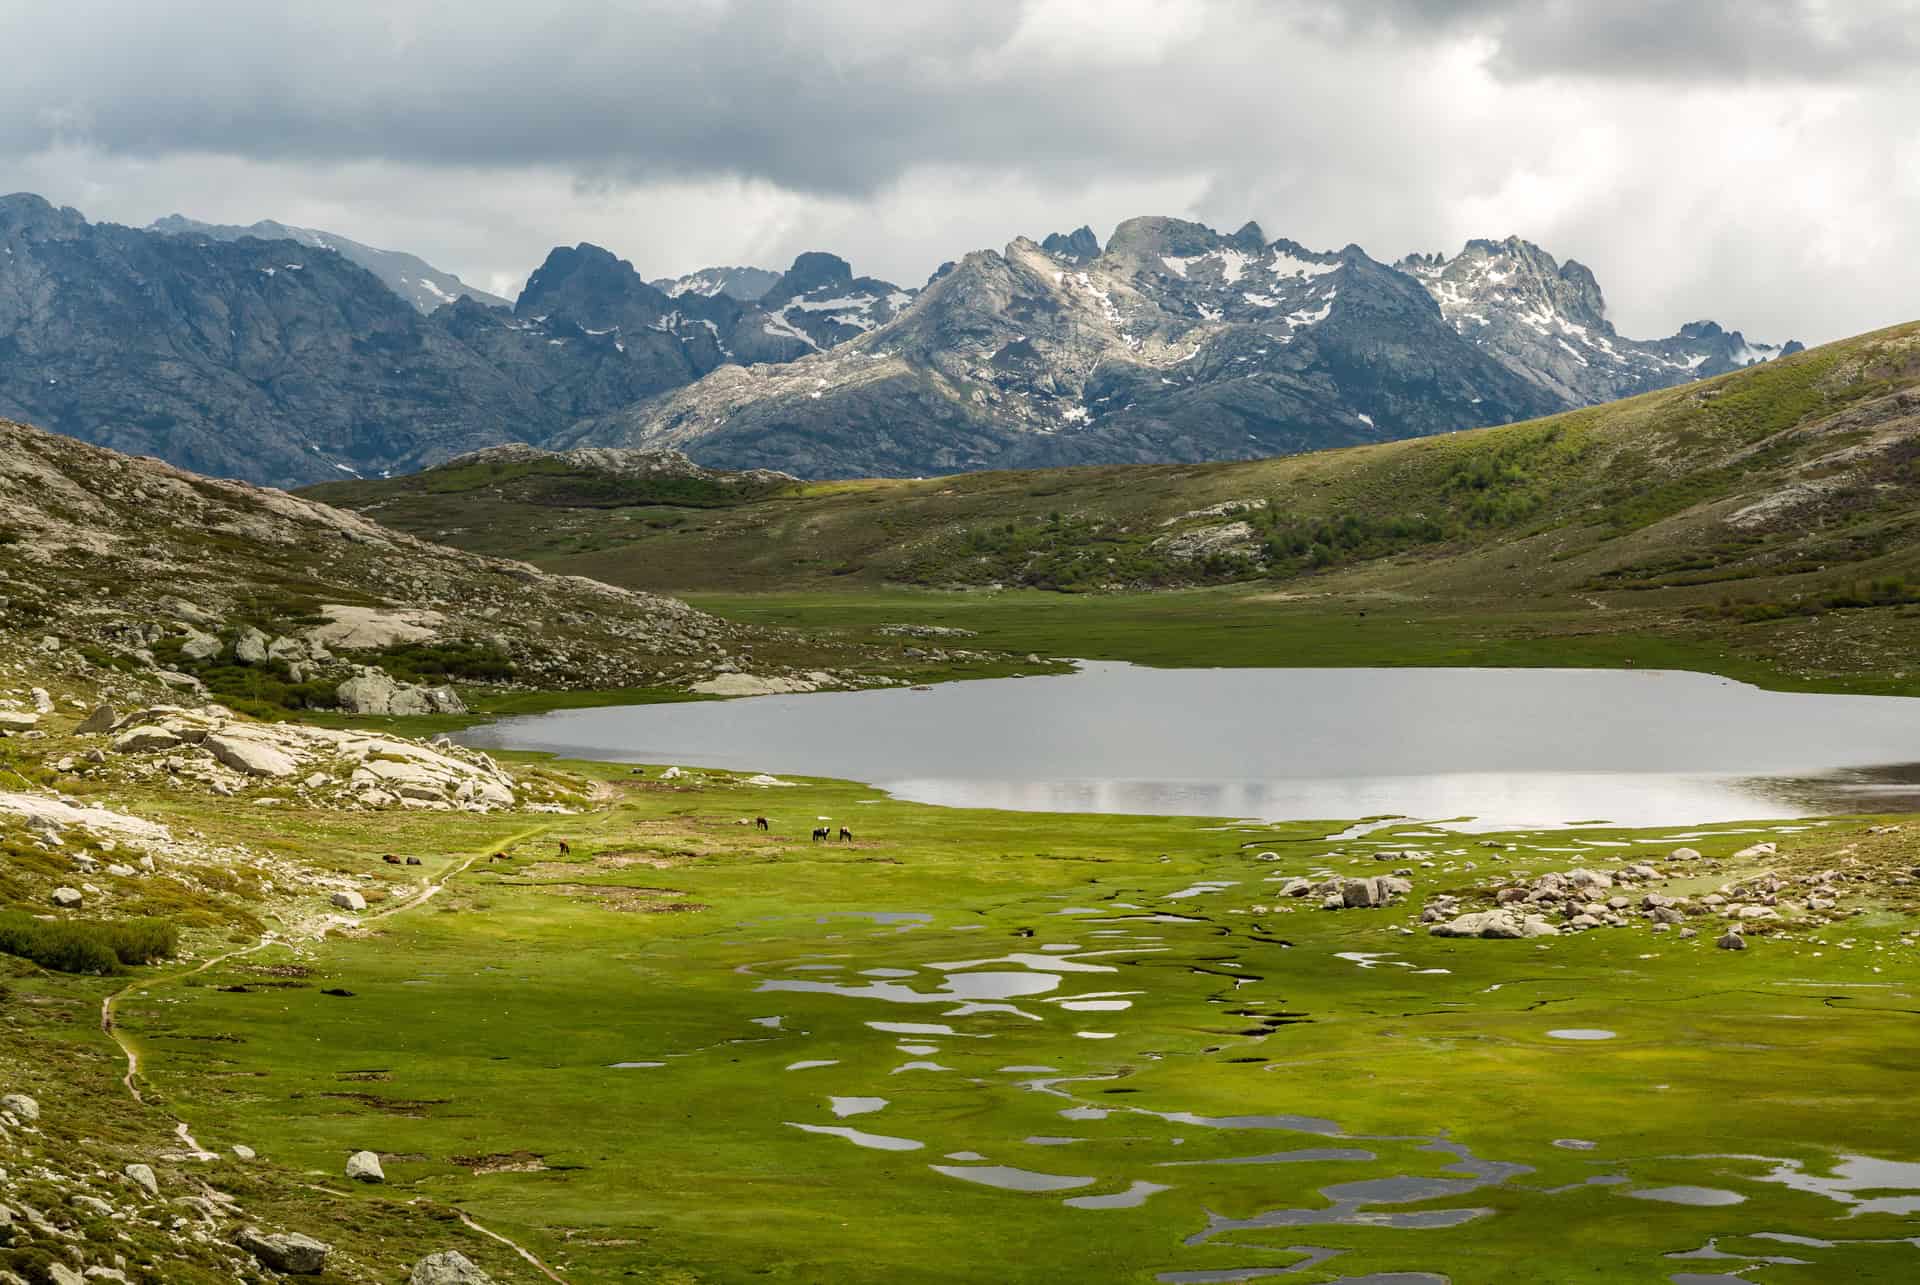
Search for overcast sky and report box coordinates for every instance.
[4,0,1915,345]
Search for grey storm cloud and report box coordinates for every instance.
[2,0,1917,348]
[15,0,1905,197]
[1334,0,1920,82]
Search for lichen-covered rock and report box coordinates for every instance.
[1,1092,39,1121]
[346,1149,385,1182]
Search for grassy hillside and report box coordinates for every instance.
[304,322,1920,694]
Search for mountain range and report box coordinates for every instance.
[0,192,1798,486]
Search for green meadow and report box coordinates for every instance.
[56,760,1920,1283]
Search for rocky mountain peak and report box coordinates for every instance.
[1,191,87,239]
[1040,225,1101,263]
[516,243,671,326]
[649,264,783,302]
[763,251,856,307]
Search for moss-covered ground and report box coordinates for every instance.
[35,760,1918,1282]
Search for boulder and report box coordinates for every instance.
[207,733,299,778]
[330,890,367,912]
[124,1163,159,1197]
[235,1227,331,1275]
[179,627,223,662]
[50,887,83,909]
[29,687,53,714]
[232,1144,258,1161]
[75,705,118,734]
[1,1092,39,1121]
[1669,847,1701,861]
[1716,931,1748,951]
[345,1149,385,1182]
[335,670,469,716]
[410,1251,495,1284]
[113,725,184,754]
[0,711,39,733]
[234,627,271,665]
[1732,842,1778,860]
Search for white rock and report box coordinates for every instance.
[50,886,83,908]
[207,733,299,778]
[2,1092,40,1121]
[330,890,367,912]
[345,1150,385,1182]
[124,1162,159,1197]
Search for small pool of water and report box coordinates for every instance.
[458,662,1920,827]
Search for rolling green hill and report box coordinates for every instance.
[305,321,1920,694]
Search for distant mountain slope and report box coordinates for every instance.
[149,213,511,313]
[0,193,557,486]
[571,216,1566,475]
[2,193,1797,487]
[1398,237,1802,405]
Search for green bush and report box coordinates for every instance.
[0,911,178,973]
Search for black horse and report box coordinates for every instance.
[838,827,853,842]
[755,817,770,831]
[812,827,831,842]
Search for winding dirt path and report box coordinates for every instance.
[100,818,570,1277]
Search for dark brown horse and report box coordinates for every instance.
[755,817,770,831]
[812,827,831,842]
[838,827,853,842]
[556,839,572,856]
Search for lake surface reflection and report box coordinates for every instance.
[458,662,1920,828]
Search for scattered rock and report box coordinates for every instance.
[1,1092,39,1121]
[50,886,83,908]
[124,1163,159,1197]
[345,1150,385,1182]
[232,1144,257,1161]
[0,710,39,732]
[330,890,367,913]
[1716,930,1748,951]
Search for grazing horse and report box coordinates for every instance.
[489,852,511,863]
[556,839,572,856]
[382,854,402,866]
[838,827,853,843]
[812,827,831,842]
[405,856,422,866]
[755,817,770,832]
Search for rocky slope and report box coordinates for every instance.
[148,213,512,313]
[1398,236,1802,405]
[0,416,914,714]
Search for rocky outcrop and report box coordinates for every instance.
[335,669,468,716]
[97,706,523,812]
[1429,908,1559,939]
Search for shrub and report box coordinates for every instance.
[0,911,178,973]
